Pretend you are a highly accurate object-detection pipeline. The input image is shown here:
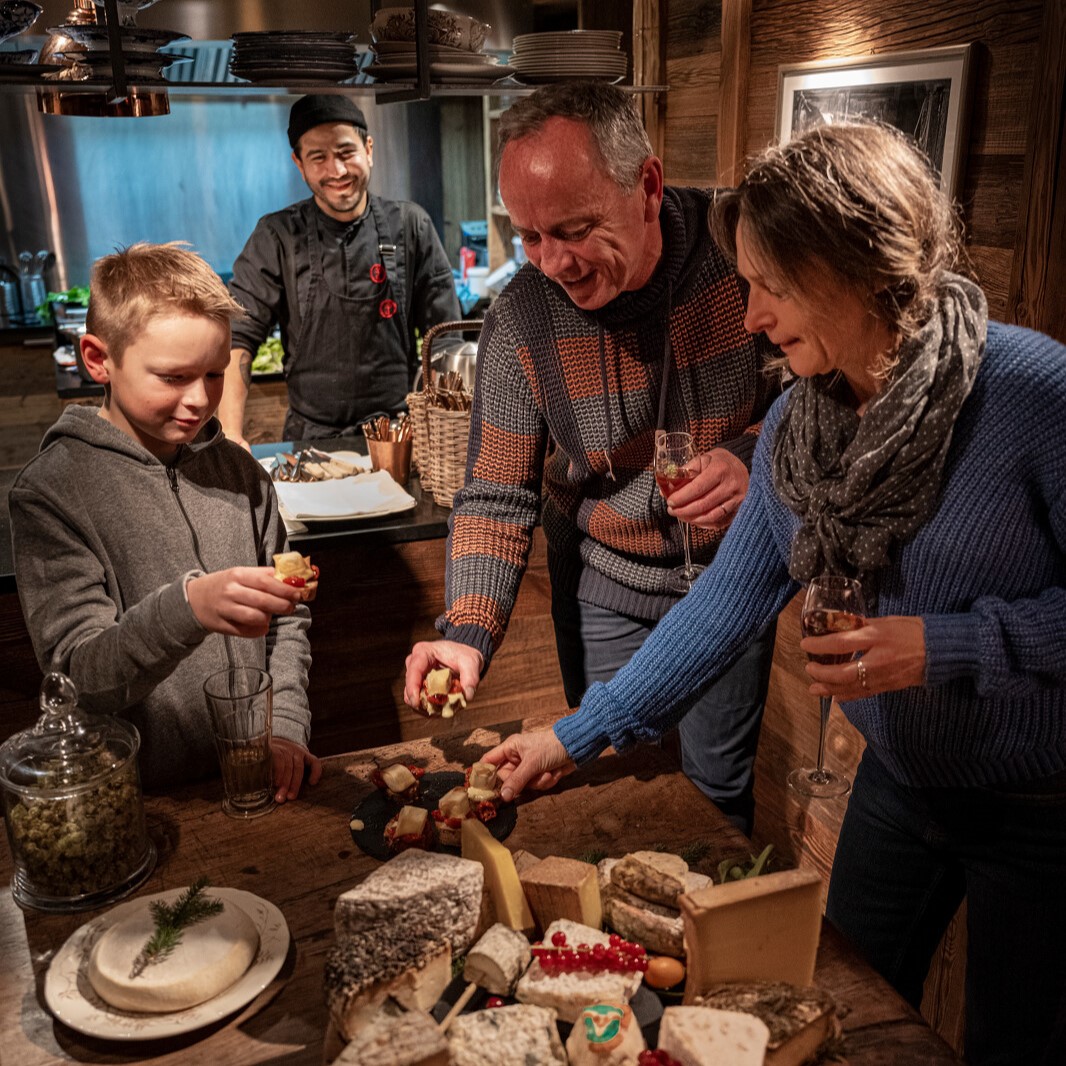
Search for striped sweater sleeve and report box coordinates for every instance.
[436,306,549,664]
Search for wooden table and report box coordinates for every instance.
[0,716,958,1064]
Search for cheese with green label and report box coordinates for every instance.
[565,1003,647,1063]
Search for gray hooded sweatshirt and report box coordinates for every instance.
[9,406,311,789]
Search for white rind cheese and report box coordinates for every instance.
[335,1009,449,1065]
[324,933,451,1041]
[87,901,258,1013]
[463,923,532,995]
[513,919,643,1023]
[604,895,684,958]
[447,1003,567,1065]
[334,849,484,953]
[658,1006,770,1065]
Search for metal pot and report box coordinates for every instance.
[430,339,477,390]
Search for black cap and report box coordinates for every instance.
[287,95,368,149]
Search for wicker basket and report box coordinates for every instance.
[407,319,482,508]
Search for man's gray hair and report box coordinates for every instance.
[496,82,653,193]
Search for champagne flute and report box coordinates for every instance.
[788,575,866,798]
[654,431,706,594]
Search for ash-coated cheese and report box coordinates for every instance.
[658,1006,770,1065]
[463,922,532,995]
[513,919,643,1023]
[447,1003,567,1065]
[335,1009,449,1065]
[334,849,483,953]
[87,900,258,1013]
[324,932,451,1041]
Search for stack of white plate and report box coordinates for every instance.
[509,30,627,85]
[366,40,513,84]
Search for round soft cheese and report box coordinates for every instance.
[88,900,259,1013]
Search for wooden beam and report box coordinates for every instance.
[633,0,667,160]
[717,0,752,185]
[1006,0,1066,340]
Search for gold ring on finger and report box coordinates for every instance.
[856,658,867,690]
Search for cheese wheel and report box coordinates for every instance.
[88,901,259,1013]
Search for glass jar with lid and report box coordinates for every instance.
[0,672,156,911]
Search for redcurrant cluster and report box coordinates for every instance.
[530,931,649,974]
[637,1051,682,1066]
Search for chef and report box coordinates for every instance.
[221,95,461,447]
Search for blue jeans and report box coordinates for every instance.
[551,592,776,836]
[827,748,1066,1066]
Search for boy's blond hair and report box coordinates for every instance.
[86,241,245,360]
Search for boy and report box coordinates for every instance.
[10,242,320,800]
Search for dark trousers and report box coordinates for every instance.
[826,748,1066,1066]
[551,591,776,836]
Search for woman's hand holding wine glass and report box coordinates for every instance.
[788,574,866,798]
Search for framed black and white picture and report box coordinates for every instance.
[776,45,973,197]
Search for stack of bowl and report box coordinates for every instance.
[366,5,512,85]
[43,22,190,84]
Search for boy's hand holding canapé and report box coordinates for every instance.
[187,567,305,638]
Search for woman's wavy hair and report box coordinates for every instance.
[710,120,970,374]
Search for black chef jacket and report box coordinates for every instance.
[229,195,460,436]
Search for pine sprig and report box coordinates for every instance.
[131,878,224,978]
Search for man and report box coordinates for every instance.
[403,83,780,834]
[221,95,460,447]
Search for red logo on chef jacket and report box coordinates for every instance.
[379,298,398,319]
[369,263,386,284]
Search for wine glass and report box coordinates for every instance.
[788,574,866,798]
[654,431,706,594]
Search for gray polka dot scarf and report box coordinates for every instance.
[772,274,987,593]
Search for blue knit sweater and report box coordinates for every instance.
[555,321,1066,788]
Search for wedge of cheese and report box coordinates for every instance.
[87,899,258,1013]
[447,1003,567,1065]
[519,855,601,932]
[460,818,535,937]
[335,849,483,954]
[324,932,451,1041]
[680,868,823,1000]
[334,1008,450,1065]
[658,1006,770,1065]
[693,981,840,1066]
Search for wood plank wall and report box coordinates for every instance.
[658,0,1050,1053]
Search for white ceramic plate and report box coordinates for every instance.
[44,887,289,1041]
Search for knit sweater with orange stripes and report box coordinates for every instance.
[438,187,778,665]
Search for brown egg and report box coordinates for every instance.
[644,955,686,989]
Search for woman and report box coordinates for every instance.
[485,122,1066,1064]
